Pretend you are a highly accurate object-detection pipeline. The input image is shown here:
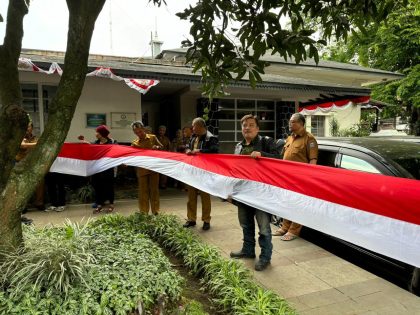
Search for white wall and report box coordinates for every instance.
[72,77,141,143]
[333,103,361,131]
[19,71,142,143]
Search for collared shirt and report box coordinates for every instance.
[131,134,161,149]
[282,129,318,163]
[131,134,162,176]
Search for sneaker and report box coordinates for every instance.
[55,206,65,212]
[255,260,270,271]
[230,250,256,259]
[202,222,210,230]
[45,206,56,212]
[183,221,196,228]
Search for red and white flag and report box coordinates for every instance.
[18,58,159,95]
[51,143,420,268]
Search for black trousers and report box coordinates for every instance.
[46,172,66,207]
[91,169,115,205]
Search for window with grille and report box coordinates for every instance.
[310,115,325,137]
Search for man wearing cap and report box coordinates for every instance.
[273,113,318,241]
[131,121,163,215]
[183,117,219,231]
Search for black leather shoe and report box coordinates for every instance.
[230,250,256,259]
[255,260,270,271]
[183,221,196,228]
[202,222,210,230]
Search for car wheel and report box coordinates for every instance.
[410,267,420,296]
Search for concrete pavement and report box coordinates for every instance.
[24,188,420,314]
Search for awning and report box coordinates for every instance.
[299,96,370,115]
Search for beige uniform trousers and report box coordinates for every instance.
[187,186,211,223]
[137,170,160,215]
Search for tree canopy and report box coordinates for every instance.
[177,0,402,97]
[322,0,419,133]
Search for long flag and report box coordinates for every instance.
[51,143,420,268]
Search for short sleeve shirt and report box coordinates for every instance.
[131,134,161,176]
[282,130,318,163]
[131,134,160,149]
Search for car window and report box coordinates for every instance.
[340,154,381,174]
[392,157,420,180]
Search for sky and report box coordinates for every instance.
[0,0,197,57]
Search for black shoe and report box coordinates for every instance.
[230,250,256,259]
[183,221,196,228]
[21,216,33,225]
[35,204,46,211]
[255,260,270,271]
[202,222,210,230]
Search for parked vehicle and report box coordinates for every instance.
[303,137,420,295]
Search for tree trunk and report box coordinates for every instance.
[0,0,106,253]
[0,0,29,254]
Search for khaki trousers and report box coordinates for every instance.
[281,219,302,236]
[137,171,160,214]
[187,186,211,223]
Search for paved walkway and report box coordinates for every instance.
[25,189,420,314]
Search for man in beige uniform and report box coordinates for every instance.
[273,113,318,241]
[131,121,163,215]
[183,118,219,230]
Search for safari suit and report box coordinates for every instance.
[186,131,218,223]
[281,129,318,236]
[131,134,163,214]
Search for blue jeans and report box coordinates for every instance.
[237,203,273,262]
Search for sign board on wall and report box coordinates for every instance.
[111,112,136,129]
[86,113,106,128]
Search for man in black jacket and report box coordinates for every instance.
[183,117,219,230]
[230,114,281,271]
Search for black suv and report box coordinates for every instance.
[306,137,420,295]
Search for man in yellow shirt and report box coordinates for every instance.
[273,113,318,241]
[131,121,163,215]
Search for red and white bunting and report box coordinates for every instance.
[299,96,371,114]
[86,67,123,81]
[18,57,45,73]
[51,143,420,268]
[17,58,159,95]
[123,79,159,94]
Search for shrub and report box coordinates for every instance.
[131,213,296,315]
[0,221,94,297]
[0,216,185,314]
